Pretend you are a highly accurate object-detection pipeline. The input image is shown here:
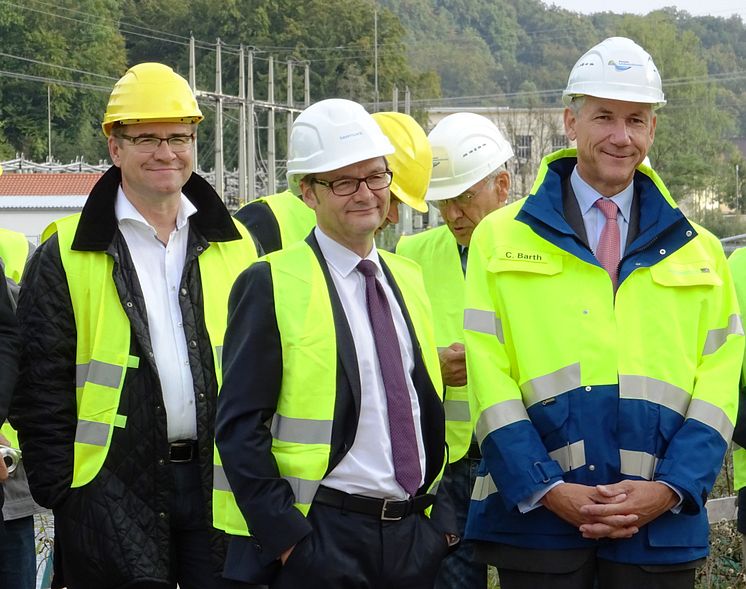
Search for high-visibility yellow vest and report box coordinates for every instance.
[46,213,256,488]
[213,242,445,536]
[728,247,746,490]
[255,191,316,249]
[0,228,29,447]
[397,225,471,462]
[0,228,29,285]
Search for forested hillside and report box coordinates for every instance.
[0,0,744,204]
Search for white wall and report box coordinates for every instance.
[0,209,82,243]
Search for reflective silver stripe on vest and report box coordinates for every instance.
[521,363,581,408]
[429,480,440,496]
[464,309,504,343]
[444,399,471,422]
[734,443,743,452]
[475,399,529,445]
[284,475,320,506]
[703,314,744,355]
[270,414,333,445]
[548,440,586,472]
[215,345,223,371]
[686,398,734,442]
[619,449,658,480]
[618,375,690,417]
[75,419,110,447]
[75,360,123,389]
[213,464,232,492]
[471,473,498,501]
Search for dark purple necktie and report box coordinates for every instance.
[357,259,422,497]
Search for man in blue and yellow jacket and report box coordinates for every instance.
[464,37,743,589]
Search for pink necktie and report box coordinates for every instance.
[594,198,620,289]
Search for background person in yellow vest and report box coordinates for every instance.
[0,221,45,589]
[234,189,316,255]
[215,98,457,588]
[371,112,431,233]
[396,112,513,589]
[726,247,746,566]
[8,63,258,589]
[463,37,743,589]
[0,162,25,587]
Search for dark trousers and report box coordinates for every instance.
[476,543,696,589]
[0,515,36,589]
[272,501,449,589]
[169,461,256,589]
[434,457,487,589]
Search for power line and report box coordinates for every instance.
[0,51,119,81]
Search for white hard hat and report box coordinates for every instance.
[563,37,665,109]
[426,112,514,201]
[286,98,395,195]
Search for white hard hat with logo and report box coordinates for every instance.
[426,112,514,201]
[286,98,395,195]
[563,37,665,109]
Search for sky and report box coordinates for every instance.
[546,0,746,21]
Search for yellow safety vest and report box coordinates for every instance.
[0,228,29,285]
[397,225,472,462]
[728,247,746,490]
[213,242,445,536]
[47,213,256,488]
[256,191,316,249]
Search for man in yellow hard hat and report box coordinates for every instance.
[371,112,431,233]
[396,112,513,589]
[9,63,258,589]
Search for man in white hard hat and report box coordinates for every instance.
[396,112,512,589]
[215,98,456,588]
[462,37,743,588]
[9,63,258,589]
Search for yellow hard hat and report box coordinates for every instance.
[372,112,431,213]
[102,62,204,137]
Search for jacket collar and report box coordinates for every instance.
[71,166,241,252]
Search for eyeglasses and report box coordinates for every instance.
[311,170,393,197]
[118,133,195,153]
[436,180,487,210]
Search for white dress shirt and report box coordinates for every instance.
[115,186,198,442]
[315,227,427,500]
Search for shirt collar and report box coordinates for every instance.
[115,185,197,234]
[314,226,381,278]
[570,166,634,223]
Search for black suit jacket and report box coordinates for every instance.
[216,232,453,583]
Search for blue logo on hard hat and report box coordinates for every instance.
[608,59,643,72]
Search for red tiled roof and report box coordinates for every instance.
[0,173,102,196]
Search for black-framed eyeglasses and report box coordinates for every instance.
[311,170,393,197]
[119,133,195,153]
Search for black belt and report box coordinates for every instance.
[313,486,434,521]
[168,440,198,463]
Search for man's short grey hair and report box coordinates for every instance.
[568,96,586,115]
[483,166,508,188]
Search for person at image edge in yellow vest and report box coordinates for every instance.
[726,248,746,565]
[8,63,258,589]
[396,112,513,589]
[371,111,431,234]
[0,162,24,584]
[0,215,44,589]
[214,98,457,588]
[463,37,744,589]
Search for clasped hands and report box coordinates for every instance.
[540,480,679,540]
